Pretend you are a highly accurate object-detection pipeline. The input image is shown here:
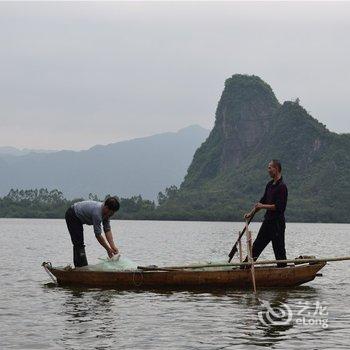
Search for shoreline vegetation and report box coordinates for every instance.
[0,188,348,223]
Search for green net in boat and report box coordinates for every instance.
[86,255,138,271]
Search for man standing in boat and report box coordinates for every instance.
[65,197,120,267]
[244,160,288,267]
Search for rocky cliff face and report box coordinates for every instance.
[182,74,280,189]
[160,74,350,222]
[217,75,280,169]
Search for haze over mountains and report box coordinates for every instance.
[0,125,209,200]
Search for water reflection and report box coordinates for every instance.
[51,283,323,349]
[253,287,321,347]
[58,288,120,350]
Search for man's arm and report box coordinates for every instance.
[256,184,287,212]
[105,230,119,254]
[102,217,118,254]
[255,203,276,211]
[244,185,268,219]
[96,234,114,258]
[93,213,115,258]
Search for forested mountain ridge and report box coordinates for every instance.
[157,74,350,222]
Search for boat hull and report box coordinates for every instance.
[46,262,326,290]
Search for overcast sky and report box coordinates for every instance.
[1,1,349,150]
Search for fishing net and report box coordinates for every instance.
[83,256,229,272]
[86,254,138,271]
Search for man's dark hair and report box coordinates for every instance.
[271,159,282,172]
[104,197,120,212]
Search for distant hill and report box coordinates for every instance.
[0,125,209,200]
[158,75,350,223]
[0,147,57,157]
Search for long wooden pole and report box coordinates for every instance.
[238,231,243,263]
[137,256,350,271]
[228,213,255,262]
[246,227,256,293]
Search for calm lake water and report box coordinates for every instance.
[0,219,349,349]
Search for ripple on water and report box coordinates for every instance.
[0,219,349,349]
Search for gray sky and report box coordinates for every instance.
[1,1,349,150]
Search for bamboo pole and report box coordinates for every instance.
[137,256,350,271]
[246,228,256,293]
[238,231,243,263]
[228,214,255,262]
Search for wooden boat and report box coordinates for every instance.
[42,260,327,290]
